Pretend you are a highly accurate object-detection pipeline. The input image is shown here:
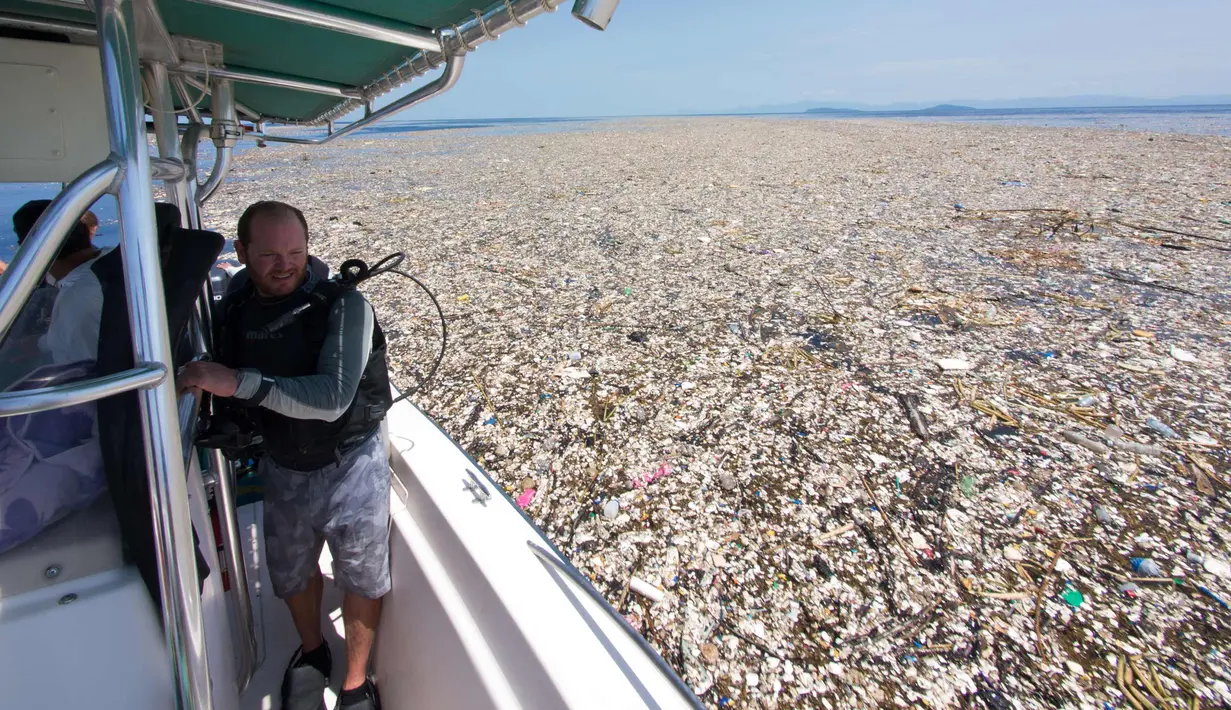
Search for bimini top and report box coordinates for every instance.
[0,0,617,128]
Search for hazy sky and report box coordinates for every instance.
[375,0,1231,119]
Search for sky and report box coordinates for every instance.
[371,0,1231,119]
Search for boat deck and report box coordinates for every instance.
[238,501,350,710]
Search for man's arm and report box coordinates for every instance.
[236,289,374,421]
[179,289,374,421]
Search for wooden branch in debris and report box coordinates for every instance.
[1094,271,1198,297]
[1034,542,1070,657]
[1115,220,1229,245]
[858,471,919,566]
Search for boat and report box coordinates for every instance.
[0,0,703,707]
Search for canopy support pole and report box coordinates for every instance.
[197,77,238,204]
[259,52,464,145]
[146,61,190,220]
[97,0,214,707]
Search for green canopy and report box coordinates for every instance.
[0,0,577,124]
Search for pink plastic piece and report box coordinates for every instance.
[632,463,673,489]
[516,488,536,508]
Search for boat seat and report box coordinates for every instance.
[93,203,224,604]
[0,495,123,600]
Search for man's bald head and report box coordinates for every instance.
[236,201,309,246]
[234,201,310,298]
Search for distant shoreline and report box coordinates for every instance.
[801,103,1231,118]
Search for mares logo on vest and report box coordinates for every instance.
[217,274,391,471]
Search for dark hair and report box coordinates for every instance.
[12,199,92,259]
[81,209,99,231]
[236,201,309,246]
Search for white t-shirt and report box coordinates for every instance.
[40,248,110,364]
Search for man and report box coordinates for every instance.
[81,209,99,239]
[1,206,97,279]
[177,201,391,710]
[8,200,106,366]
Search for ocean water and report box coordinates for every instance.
[3,106,1229,262]
[792,104,1231,137]
[0,144,243,263]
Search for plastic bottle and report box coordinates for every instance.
[1204,557,1231,579]
[1130,557,1162,577]
[1144,416,1180,439]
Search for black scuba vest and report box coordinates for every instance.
[218,276,392,471]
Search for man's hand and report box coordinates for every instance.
[177,361,240,398]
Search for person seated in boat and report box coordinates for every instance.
[80,208,99,239]
[0,204,107,555]
[177,200,391,710]
[9,200,109,365]
[0,202,105,385]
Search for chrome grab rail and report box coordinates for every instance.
[176,387,258,693]
[0,158,121,344]
[150,157,188,182]
[97,0,214,706]
[197,77,236,205]
[0,365,166,418]
[204,448,259,692]
[173,61,360,99]
[526,541,706,709]
[177,390,201,466]
[177,104,258,694]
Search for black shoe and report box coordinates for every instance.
[281,644,332,710]
[336,678,381,710]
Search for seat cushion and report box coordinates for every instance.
[0,496,122,600]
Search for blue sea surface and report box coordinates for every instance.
[791,104,1231,137]
[4,106,1229,262]
[0,144,246,263]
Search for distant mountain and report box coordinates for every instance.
[720,95,1231,115]
[806,103,978,116]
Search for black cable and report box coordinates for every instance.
[338,252,405,285]
[334,252,447,402]
[387,268,447,403]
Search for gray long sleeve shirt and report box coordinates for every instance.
[232,279,375,422]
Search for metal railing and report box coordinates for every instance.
[0,8,215,702]
[0,365,166,417]
[0,10,97,38]
[168,88,258,695]
[97,0,213,705]
[173,61,359,98]
[258,53,464,145]
[0,159,120,344]
[182,0,440,52]
[176,387,258,693]
[203,447,259,692]
[196,77,236,205]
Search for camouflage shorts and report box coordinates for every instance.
[261,429,391,600]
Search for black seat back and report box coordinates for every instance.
[92,204,224,605]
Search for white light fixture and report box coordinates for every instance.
[571,0,619,31]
